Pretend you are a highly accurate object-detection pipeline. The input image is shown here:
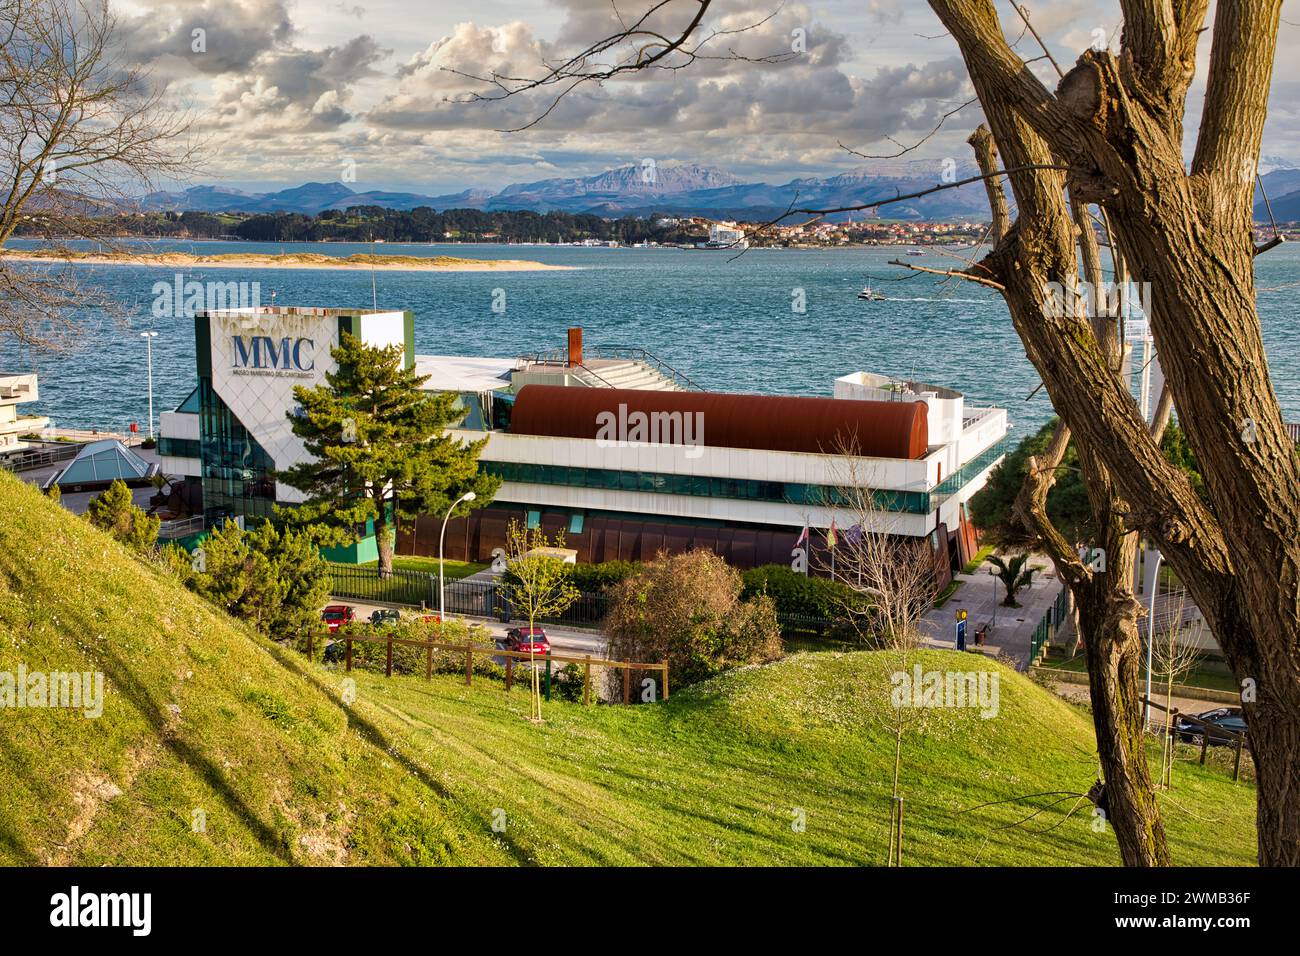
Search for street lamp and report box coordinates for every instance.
[1144,549,1163,731]
[439,491,476,621]
[140,331,158,440]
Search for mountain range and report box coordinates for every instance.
[140,161,1300,222]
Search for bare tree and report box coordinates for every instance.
[0,0,195,349]
[813,452,938,866]
[1148,588,1206,790]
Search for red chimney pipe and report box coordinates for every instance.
[567,327,583,367]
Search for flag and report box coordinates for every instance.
[843,522,863,547]
[826,518,838,549]
[795,525,808,547]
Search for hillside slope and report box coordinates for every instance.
[0,472,1256,865]
[0,472,511,865]
[347,647,1257,865]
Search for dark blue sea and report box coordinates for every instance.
[5,238,1300,441]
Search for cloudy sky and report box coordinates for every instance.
[115,0,1300,194]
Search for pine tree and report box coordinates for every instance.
[278,332,499,576]
[85,479,159,553]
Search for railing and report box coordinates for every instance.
[325,562,610,626]
[157,514,206,539]
[1027,585,1072,669]
[0,443,80,473]
[517,345,702,391]
[930,435,1010,505]
[1142,695,1249,782]
[583,346,703,391]
[310,630,667,705]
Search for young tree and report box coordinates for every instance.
[279,333,499,577]
[177,520,331,643]
[0,0,195,350]
[496,521,580,722]
[84,479,159,553]
[1148,588,1207,790]
[814,456,939,865]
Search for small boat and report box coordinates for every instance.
[907,249,926,256]
[857,285,887,301]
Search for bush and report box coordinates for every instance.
[604,549,783,690]
[175,520,331,643]
[740,564,866,619]
[553,662,586,702]
[84,479,159,553]
[569,560,643,593]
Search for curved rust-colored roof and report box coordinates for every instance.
[510,385,929,459]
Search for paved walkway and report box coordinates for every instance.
[919,552,1064,669]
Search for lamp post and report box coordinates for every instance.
[1144,549,1163,731]
[140,331,158,440]
[439,491,476,621]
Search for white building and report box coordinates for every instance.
[159,309,1008,578]
[0,373,48,455]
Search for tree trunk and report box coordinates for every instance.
[375,511,394,578]
[928,0,1300,866]
[1073,522,1170,866]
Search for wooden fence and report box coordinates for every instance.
[1143,695,1249,781]
[306,631,668,705]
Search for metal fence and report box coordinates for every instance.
[326,563,610,626]
[0,443,80,474]
[1028,585,1073,668]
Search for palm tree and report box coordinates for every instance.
[988,553,1035,607]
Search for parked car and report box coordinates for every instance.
[370,608,401,627]
[1173,707,1247,746]
[321,605,354,633]
[504,625,551,657]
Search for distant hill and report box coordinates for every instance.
[1254,167,1300,221]
[141,160,998,221]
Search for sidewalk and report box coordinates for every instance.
[919,552,1064,669]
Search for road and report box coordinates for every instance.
[323,597,608,658]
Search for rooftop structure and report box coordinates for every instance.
[42,439,158,492]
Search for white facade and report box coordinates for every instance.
[162,306,1008,544]
[0,373,48,454]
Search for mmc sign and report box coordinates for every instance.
[231,335,316,374]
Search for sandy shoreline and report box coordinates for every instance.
[0,251,574,272]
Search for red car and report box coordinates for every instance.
[321,605,355,633]
[505,626,551,657]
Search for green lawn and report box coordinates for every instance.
[0,472,1258,866]
[361,556,488,580]
[332,650,1257,866]
[962,544,996,574]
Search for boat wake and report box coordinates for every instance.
[882,296,995,303]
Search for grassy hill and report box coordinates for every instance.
[0,472,512,865]
[0,473,1257,865]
